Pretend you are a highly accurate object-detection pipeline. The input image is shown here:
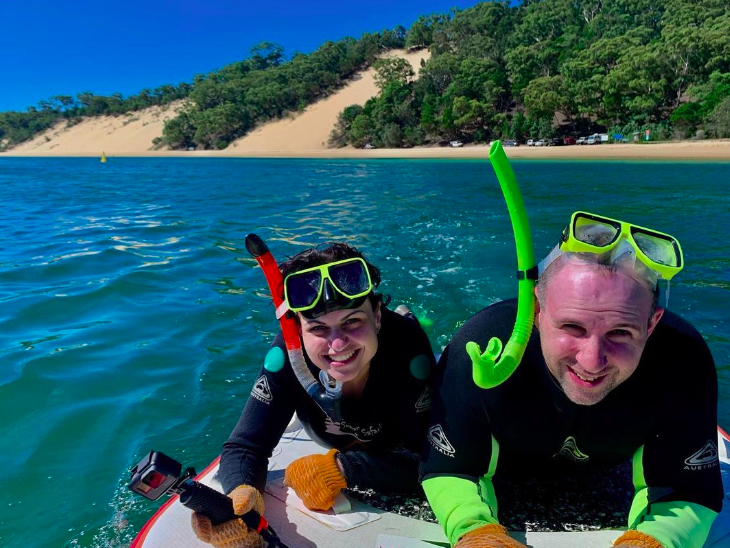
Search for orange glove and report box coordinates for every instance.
[455,524,528,548]
[191,484,265,548]
[284,448,348,511]
[613,531,664,548]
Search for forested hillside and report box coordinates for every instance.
[332,0,730,148]
[3,0,730,152]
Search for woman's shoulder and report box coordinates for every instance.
[376,306,435,378]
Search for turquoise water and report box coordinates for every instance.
[0,157,728,547]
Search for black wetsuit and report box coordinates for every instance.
[421,299,723,547]
[220,307,435,496]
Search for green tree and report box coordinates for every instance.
[373,58,415,91]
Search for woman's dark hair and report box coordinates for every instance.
[280,242,389,309]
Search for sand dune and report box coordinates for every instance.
[229,49,430,152]
[10,101,185,154]
[8,50,430,156]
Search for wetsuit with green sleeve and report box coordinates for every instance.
[219,306,435,495]
[421,299,723,548]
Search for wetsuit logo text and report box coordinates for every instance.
[428,424,456,457]
[251,375,273,405]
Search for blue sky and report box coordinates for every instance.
[0,0,482,112]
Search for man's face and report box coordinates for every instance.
[535,262,663,405]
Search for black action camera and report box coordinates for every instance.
[127,450,288,547]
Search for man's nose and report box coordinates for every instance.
[576,336,607,372]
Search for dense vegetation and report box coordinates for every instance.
[3,0,730,151]
[332,0,730,148]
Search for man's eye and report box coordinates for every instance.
[609,329,632,338]
[562,324,585,335]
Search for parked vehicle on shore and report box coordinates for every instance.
[563,136,576,145]
[503,139,519,147]
[550,138,564,146]
[527,139,535,146]
[535,139,547,146]
[586,135,600,145]
[449,140,464,148]
[576,136,587,145]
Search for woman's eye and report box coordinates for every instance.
[308,325,328,333]
[344,318,362,326]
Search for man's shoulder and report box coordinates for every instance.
[642,308,715,377]
[450,299,519,349]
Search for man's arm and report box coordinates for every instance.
[620,325,722,548]
[420,342,502,545]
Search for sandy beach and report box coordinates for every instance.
[5,47,730,161]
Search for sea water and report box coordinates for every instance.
[0,157,728,547]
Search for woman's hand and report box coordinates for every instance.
[284,448,348,511]
[191,484,265,548]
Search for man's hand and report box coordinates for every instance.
[191,484,265,548]
[284,448,348,511]
[455,524,528,548]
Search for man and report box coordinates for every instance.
[421,212,723,548]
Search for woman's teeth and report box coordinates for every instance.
[329,350,355,362]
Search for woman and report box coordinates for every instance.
[192,242,436,547]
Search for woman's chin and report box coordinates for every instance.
[326,367,356,383]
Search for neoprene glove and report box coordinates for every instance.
[191,484,265,548]
[284,448,348,511]
[454,524,528,548]
[613,530,664,548]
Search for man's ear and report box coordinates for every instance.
[647,307,664,337]
[533,286,541,330]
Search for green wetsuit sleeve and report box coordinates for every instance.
[629,446,718,548]
[422,475,499,546]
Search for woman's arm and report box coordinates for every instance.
[219,340,298,494]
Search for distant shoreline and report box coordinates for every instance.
[4,140,730,161]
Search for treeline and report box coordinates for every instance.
[0,84,190,151]
[1,28,405,151]
[331,0,730,148]
[161,31,406,150]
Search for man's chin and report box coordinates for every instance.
[560,379,612,406]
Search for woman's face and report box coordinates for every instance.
[298,301,381,384]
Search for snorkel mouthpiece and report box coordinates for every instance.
[468,142,537,389]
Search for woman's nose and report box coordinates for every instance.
[328,328,349,351]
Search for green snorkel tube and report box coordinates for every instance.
[468,141,537,389]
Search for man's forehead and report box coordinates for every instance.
[545,261,653,309]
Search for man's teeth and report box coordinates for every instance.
[330,350,355,362]
[575,371,601,382]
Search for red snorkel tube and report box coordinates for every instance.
[245,234,342,420]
